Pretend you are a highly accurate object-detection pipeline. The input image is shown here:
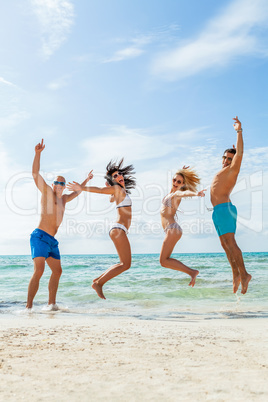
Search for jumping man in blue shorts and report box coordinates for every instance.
[26,139,92,310]
[210,117,252,294]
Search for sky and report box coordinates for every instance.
[0,0,268,255]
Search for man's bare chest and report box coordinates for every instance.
[212,169,229,185]
[41,196,65,214]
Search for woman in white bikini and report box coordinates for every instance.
[160,166,205,287]
[67,159,136,299]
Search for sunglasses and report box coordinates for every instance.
[112,173,121,179]
[53,181,65,186]
[173,178,182,185]
[222,156,233,163]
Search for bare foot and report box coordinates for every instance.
[241,274,252,294]
[92,282,106,299]
[233,274,241,293]
[42,304,59,311]
[189,270,199,287]
[24,307,33,314]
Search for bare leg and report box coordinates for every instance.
[220,237,241,293]
[92,229,131,299]
[220,233,252,294]
[26,257,46,308]
[160,229,199,287]
[46,257,62,305]
[93,276,100,282]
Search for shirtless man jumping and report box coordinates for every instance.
[26,139,91,310]
[210,117,252,294]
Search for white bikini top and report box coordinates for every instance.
[162,194,184,218]
[116,193,132,209]
[162,194,174,208]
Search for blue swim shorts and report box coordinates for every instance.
[30,229,60,260]
[212,202,237,237]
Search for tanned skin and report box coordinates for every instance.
[26,139,91,309]
[67,171,132,300]
[210,117,252,294]
[160,169,205,287]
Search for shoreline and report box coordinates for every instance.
[1,315,268,401]
[0,251,267,256]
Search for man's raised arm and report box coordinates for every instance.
[231,116,243,172]
[32,139,48,193]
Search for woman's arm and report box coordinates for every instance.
[84,186,115,195]
[67,181,115,195]
[176,189,206,198]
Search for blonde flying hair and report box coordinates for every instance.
[174,167,200,192]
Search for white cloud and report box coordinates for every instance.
[0,111,31,131]
[47,74,71,90]
[30,0,74,59]
[105,47,144,63]
[0,142,36,253]
[81,125,174,168]
[152,0,268,80]
[103,26,182,64]
[81,124,210,171]
[73,25,180,66]
[0,77,16,87]
[0,142,14,184]
[104,36,152,63]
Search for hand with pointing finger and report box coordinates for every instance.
[85,170,93,183]
[35,139,45,154]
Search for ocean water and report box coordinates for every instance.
[0,253,267,321]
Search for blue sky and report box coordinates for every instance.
[0,0,267,255]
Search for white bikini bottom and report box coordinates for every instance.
[109,223,128,235]
[164,222,182,233]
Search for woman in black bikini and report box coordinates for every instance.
[160,166,205,287]
[67,159,136,299]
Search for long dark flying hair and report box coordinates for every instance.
[105,158,136,194]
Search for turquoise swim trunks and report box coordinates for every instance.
[212,202,237,237]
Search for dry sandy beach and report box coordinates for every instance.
[1,315,268,402]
